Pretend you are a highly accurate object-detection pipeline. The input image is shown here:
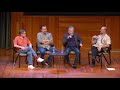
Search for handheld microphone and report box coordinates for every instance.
[70,34,73,37]
[69,34,73,39]
[68,34,73,39]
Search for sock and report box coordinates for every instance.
[35,56,38,60]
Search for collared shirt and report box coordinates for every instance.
[37,32,53,50]
[92,34,111,47]
[14,36,31,49]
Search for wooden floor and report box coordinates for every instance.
[0,48,120,78]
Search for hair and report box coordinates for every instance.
[40,25,47,29]
[68,26,75,31]
[19,29,26,35]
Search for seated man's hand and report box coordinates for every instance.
[21,47,26,50]
[92,35,98,39]
[45,40,49,42]
[43,40,50,45]
[80,43,83,47]
[42,40,49,43]
[67,35,72,39]
[97,46,102,51]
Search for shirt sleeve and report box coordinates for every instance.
[13,37,18,46]
[48,33,53,44]
[106,36,111,45]
[37,33,42,43]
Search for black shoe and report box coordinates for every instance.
[90,59,95,67]
[41,61,45,66]
[72,64,77,69]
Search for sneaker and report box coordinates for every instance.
[28,65,35,69]
[72,64,77,69]
[37,57,44,62]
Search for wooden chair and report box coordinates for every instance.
[63,47,81,65]
[13,47,35,68]
[88,45,112,68]
[68,51,81,65]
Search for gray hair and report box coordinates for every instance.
[68,26,75,31]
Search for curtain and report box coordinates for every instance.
[0,12,11,48]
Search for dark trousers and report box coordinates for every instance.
[91,46,99,59]
[65,47,80,65]
[91,46,104,63]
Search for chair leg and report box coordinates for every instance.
[36,54,38,65]
[25,56,28,64]
[109,53,112,65]
[64,56,66,64]
[19,56,20,68]
[102,53,111,65]
[100,56,102,68]
[79,53,80,65]
[13,50,15,63]
[52,56,54,65]
[88,53,90,65]
[13,54,19,66]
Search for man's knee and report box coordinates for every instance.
[75,49,80,55]
[28,46,32,50]
[38,48,46,54]
[40,51,46,54]
[65,49,70,54]
[27,52,32,55]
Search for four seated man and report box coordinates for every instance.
[13,26,111,69]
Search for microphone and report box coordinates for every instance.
[68,34,74,39]
[70,34,73,37]
[69,34,74,39]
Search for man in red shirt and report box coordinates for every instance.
[14,29,44,69]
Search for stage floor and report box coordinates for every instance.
[0,48,120,78]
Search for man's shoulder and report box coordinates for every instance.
[74,33,78,35]
[105,34,111,38]
[64,33,68,36]
[14,36,20,39]
[73,33,79,37]
[46,32,52,35]
[37,32,42,34]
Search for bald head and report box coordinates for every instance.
[100,26,107,34]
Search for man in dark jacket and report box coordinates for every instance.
[63,26,83,68]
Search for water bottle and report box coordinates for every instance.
[52,47,56,53]
[61,47,64,53]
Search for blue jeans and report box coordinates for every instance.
[38,47,54,63]
[19,46,37,65]
[65,47,80,65]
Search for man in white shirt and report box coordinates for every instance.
[91,26,111,67]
